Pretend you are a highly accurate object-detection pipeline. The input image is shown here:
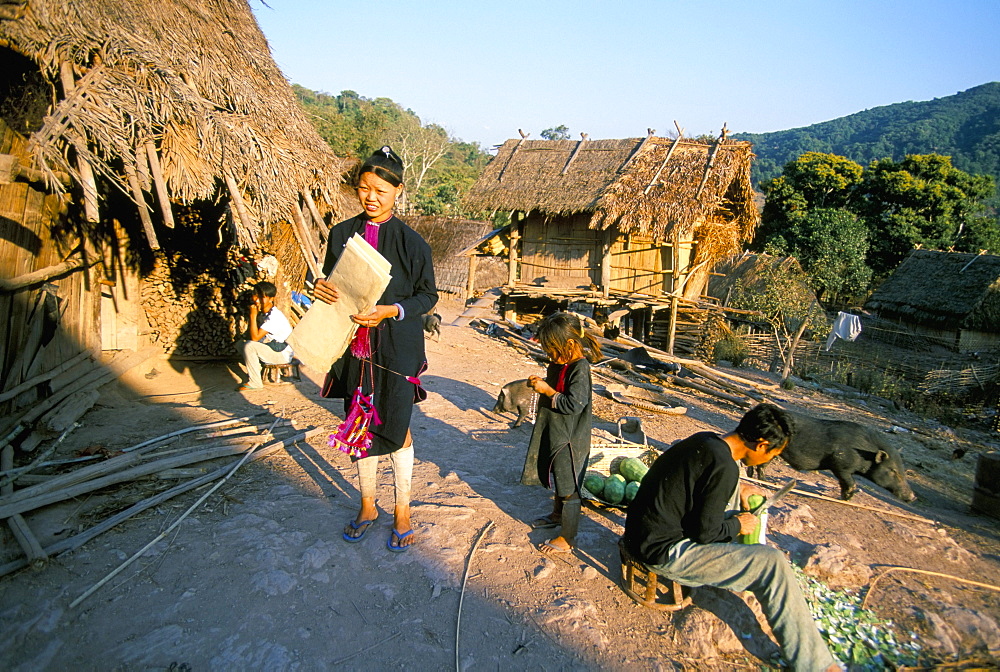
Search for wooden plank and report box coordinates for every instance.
[0,349,92,404]
[0,256,96,292]
[2,445,47,565]
[58,62,100,223]
[225,174,256,247]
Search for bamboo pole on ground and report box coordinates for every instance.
[0,440,271,519]
[68,428,321,607]
[0,350,92,404]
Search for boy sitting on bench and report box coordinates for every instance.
[238,281,294,391]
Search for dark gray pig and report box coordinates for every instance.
[752,409,916,502]
[422,312,442,341]
[492,379,538,428]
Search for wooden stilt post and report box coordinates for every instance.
[145,142,174,228]
[59,62,99,224]
[224,174,257,247]
[667,230,680,355]
[123,159,159,250]
[466,254,478,300]
[507,214,520,287]
[601,228,613,298]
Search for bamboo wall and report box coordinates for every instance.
[1,121,98,415]
[520,212,599,288]
[517,212,699,299]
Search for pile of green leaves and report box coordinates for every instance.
[793,564,924,670]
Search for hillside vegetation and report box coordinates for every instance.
[735,82,1000,189]
[293,85,492,218]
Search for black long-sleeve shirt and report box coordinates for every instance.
[622,432,741,565]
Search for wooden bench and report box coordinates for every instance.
[261,359,301,385]
[618,539,692,611]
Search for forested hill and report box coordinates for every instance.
[734,82,1000,187]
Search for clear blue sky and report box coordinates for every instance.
[252,0,1000,151]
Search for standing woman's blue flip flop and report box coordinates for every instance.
[343,517,377,543]
[387,529,414,552]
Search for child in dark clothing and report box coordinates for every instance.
[526,312,601,555]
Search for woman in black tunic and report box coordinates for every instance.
[314,146,437,552]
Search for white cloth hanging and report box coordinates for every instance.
[825,312,862,350]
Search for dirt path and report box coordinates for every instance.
[2,296,999,670]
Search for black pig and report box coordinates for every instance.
[492,379,538,428]
[422,312,442,341]
[752,409,916,502]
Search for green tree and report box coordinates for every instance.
[791,208,871,303]
[540,125,570,140]
[859,154,997,272]
[756,150,998,288]
[292,85,493,217]
[729,258,827,381]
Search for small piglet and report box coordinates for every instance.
[754,409,916,502]
[422,312,442,341]
[492,379,538,428]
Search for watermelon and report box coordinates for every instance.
[619,457,649,483]
[603,474,626,504]
[625,481,640,502]
[583,473,605,497]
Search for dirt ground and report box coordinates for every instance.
[2,295,1000,671]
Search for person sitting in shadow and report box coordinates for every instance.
[237,281,294,391]
[621,403,841,672]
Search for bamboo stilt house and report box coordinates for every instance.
[865,250,1000,352]
[462,130,758,350]
[0,0,350,430]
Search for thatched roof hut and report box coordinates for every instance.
[865,250,1000,351]
[1,0,349,247]
[406,216,507,298]
[465,132,757,271]
[0,0,351,434]
[461,132,757,352]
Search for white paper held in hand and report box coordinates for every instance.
[287,234,392,373]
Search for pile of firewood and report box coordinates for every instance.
[142,257,238,357]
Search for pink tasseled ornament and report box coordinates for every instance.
[350,326,373,359]
[328,388,381,459]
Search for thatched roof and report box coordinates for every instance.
[865,250,1000,331]
[0,0,349,247]
[464,134,758,263]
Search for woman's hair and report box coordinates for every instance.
[358,145,404,187]
[535,312,603,363]
[735,403,794,450]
